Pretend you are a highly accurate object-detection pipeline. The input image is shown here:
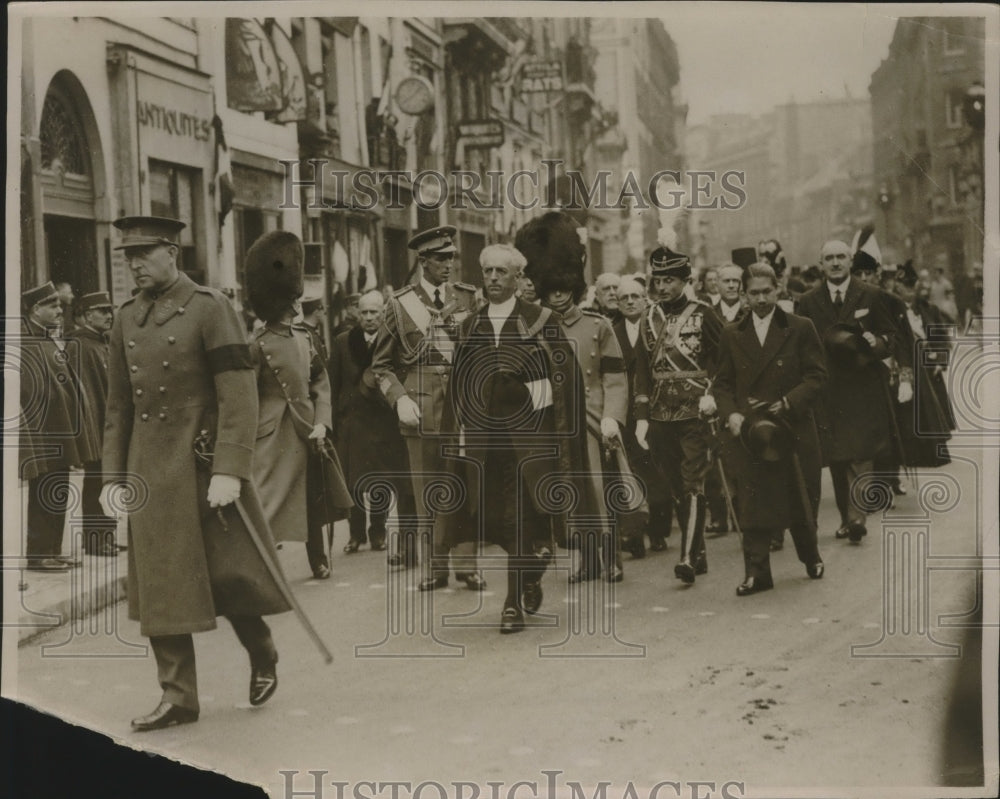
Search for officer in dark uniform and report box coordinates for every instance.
[67,291,121,556]
[371,225,484,590]
[101,216,291,732]
[633,245,723,585]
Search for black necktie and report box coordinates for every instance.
[834,289,843,310]
[433,288,443,310]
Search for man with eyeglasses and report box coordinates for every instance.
[371,225,484,591]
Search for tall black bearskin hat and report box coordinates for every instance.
[758,239,787,277]
[244,230,305,324]
[514,211,588,305]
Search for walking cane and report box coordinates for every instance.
[708,417,742,546]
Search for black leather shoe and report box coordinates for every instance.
[649,537,667,552]
[370,540,387,552]
[458,572,487,591]
[26,558,70,572]
[834,525,851,540]
[343,540,362,554]
[56,555,83,568]
[736,576,774,596]
[807,561,825,579]
[388,553,415,569]
[604,565,624,583]
[568,569,598,584]
[500,606,525,634]
[418,575,448,591]
[674,561,696,584]
[623,538,647,559]
[769,540,784,552]
[892,483,907,496]
[249,661,278,706]
[131,701,199,732]
[848,522,866,544]
[521,580,543,615]
[312,564,331,580]
[694,555,708,576]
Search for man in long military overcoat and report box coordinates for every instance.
[101,216,291,732]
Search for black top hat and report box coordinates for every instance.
[408,225,457,255]
[22,281,59,310]
[731,247,758,270]
[112,216,186,250]
[76,291,114,314]
[648,246,691,279]
[740,415,792,462]
[823,322,878,369]
[896,261,919,288]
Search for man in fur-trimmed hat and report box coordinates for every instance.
[633,240,724,585]
[245,231,352,581]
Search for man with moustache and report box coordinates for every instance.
[67,291,121,557]
[591,272,623,323]
[796,239,900,544]
[330,290,417,563]
[714,262,827,595]
[371,225,484,591]
[101,216,291,730]
[613,275,673,555]
[633,244,723,584]
[20,281,99,571]
[713,263,748,325]
[442,242,595,633]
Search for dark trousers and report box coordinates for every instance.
[26,470,70,560]
[625,422,673,542]
[829,459,873,528]
[743,525,821,582]
[305,458,328,574]
[149,616,276,712]
[647,418,713,501]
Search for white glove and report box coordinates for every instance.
[600,417,622,448]
[99,482,122,518]
[698,394,718,417]
[635,419,650,451]
[396,395,422,427]
[898,381,913,403]
[862,331,878,348]
[727,412,745,437]
[308,423,327,440]
[207,474,241,508]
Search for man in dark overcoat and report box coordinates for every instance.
[20,281,99,571]
[442,243,597,633]
[329,289,416,561]
[67,291,121,556]
[714,263,827,595]
[101,216,291,732]
[796,239,900,543]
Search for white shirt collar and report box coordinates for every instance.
[719,298,741,320]
[707,292,721,305]
[486,295,517,318]
[752,308,775,344]
[827,279,848,302]
[624,318,641,345]
[421,276,445,301]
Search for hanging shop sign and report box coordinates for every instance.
[225,18,283,112]
[520,60,563,93]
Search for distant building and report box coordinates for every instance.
[869,16,986,276]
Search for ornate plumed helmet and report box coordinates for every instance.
[244,230,305,324]
[514,211,588,305]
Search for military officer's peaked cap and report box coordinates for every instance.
[112,216,186,250]
[731,247,758,270]
[408,225,458,255]
[649,245,691,279]
[76,291,114,313]
[22,281,59,309]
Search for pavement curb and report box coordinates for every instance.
[16,570,129,647]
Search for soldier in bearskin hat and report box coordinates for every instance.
[633,241,724,585]
[244,231,352,581]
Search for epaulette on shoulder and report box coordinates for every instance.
[452,282,476,293]
[580,308,604,318]
[394,285,415,298]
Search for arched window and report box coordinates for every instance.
[39,87,90,176]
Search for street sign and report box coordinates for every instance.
[520,60,563,93]
[457,119,504,149]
